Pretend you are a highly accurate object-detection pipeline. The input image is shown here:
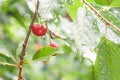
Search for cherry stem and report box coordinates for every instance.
[37,14,41,25]
[45,20,52,44]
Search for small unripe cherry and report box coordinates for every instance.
[49,43,59,56]
[32,24,47,36]
[49,43,59,48]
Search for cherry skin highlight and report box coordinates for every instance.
[32,24,47,36]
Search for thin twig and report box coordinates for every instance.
[45,20,67,40]
[0,63,18,67]
[18,0,39,80]
[81,0,120,32]
[49,30,67,40]
[51,31,67,40]
[10,56,19,67]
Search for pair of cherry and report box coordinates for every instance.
[32,24,59,48]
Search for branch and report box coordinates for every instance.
[10,56,19,67]
[0,63,18,67]
[45,21,67,41]
[18,0,39,80]
[50,30,67,40]
[81,0,120,32]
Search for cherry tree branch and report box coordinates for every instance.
[45,21,67,41]
[18,0,39,80]
[81,0,120,32]
[50,30,67,40]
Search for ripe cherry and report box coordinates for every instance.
[32,24,47,36]
[49,43,59,48]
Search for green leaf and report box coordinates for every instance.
[66,0,83,20]
[0,56,7,74]
[101,10,120,28]
[95,37,120,80]
[100,9,120,36]
[32,46,57,60]
[87,0,95,3]
[92,4,120,36]
[94,0,113,6]
[0,54,16,68]
[110,0,120,7]
[62,44,72,54]
[0,56,7,64]
[0,39,11,57]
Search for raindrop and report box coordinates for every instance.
[114,10,118,14]
[86,12,90,16]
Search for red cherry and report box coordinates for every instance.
[32,24,47,36]
[49,43,59,48]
